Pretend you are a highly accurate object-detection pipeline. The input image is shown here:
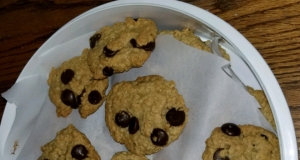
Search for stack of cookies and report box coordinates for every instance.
[40,17,279,160]
[43,17,189,159]
[47,17,158,119]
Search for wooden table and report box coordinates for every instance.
[0,0,299,157]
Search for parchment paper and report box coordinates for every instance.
[1,34,274,160]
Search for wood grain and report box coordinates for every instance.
[0,0,299,157]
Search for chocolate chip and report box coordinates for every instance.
[128,117,139,134]
[139,41,155,51]
[103,45,119,57]
[88,90,101,104]
[71,144,88,160]
[166,108,185,126]
[115,111,131,128]
[151,128,168,146]
[130,39,155,51]
[61,69,74,85]
[261,134,268,140]
[61,89,78,109]
[133,18,138,21]
[103,67,114,76]
[89,33,101,48]
[213,148,230,160]
[130,39,138,48]
[77,89,85,105]
[221,123,241,136]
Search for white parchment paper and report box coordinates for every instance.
[1,34,274,160]
[1,75,48,159]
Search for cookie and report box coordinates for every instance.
[160,28,230,60]
[105,75,188,155]
[111,151,148,160]
[38,124,100,160]
[88,17,158,79]
[247,86,276,129]
[202,123,280,160]
[47,48,108,118]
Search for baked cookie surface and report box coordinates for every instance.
[202,123,279,160]
[111,151,148,160]
[105,75,188,155]
[87,17,158,79]
[38,124,100,160]
[247,86,276,129]
[47,49,108,118]
[160,28,230,61]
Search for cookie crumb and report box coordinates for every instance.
[11,141,18,155]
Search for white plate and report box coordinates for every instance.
[0,0,297,159]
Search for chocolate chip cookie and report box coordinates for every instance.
[105,75,188,155]
[88,17,158,79]
[111,151,148,160]
[202,123,280,160]
[160,28,230,60]
[247,86,276,129]
[38,124,100,160]
[48,48,108,118]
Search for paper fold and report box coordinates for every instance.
[1,75,48,159]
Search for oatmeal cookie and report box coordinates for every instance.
[105,75,188,155]
[202,123,279,160]
[111,151,148,160]
[88,17,158,79]
[38,124,100,160]
[47,48,108,118]
[247,86,276,129]
[160,28,230,60]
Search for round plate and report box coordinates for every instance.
[0,0,297,159]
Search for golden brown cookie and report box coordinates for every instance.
[247,86,276,129]
[202,123,279,160]
[38,124,100,160]
[160,28,230,60]
[105,75,188,155]
[111,151,148,160]
[47,48,108,118]
[88,17,158,79]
